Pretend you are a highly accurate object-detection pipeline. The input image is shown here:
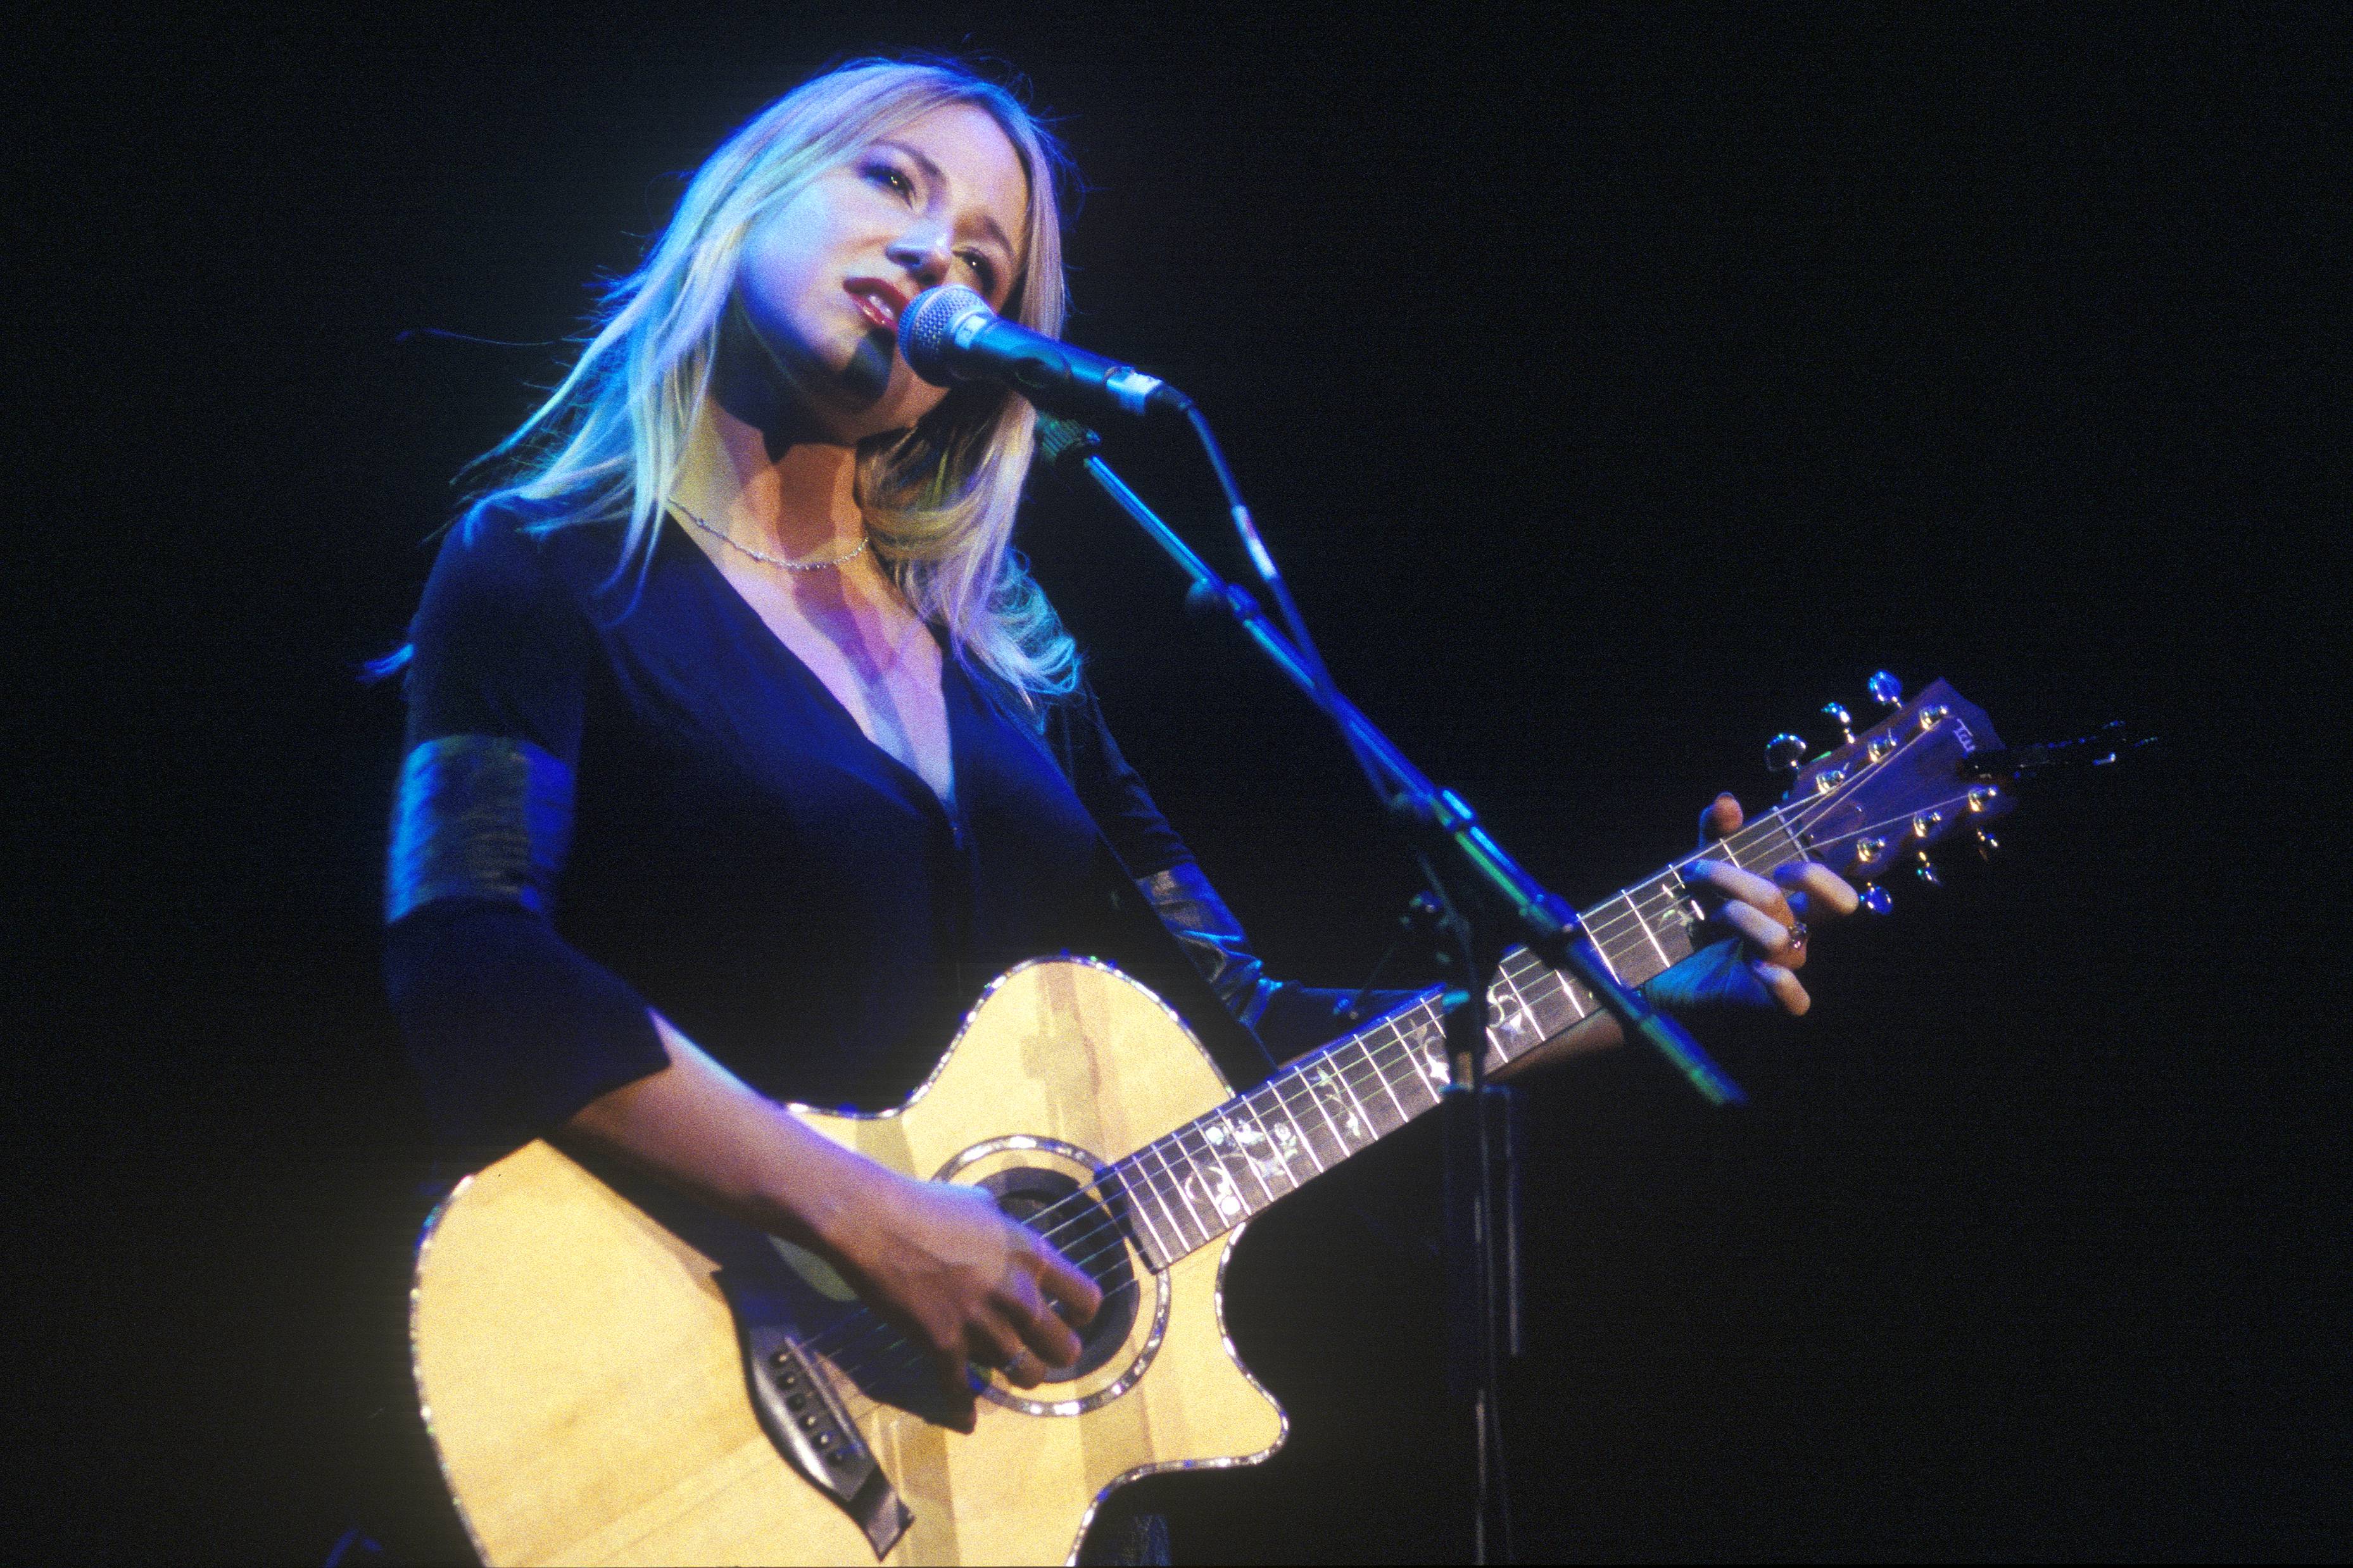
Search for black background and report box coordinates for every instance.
[17,4,2349,1561]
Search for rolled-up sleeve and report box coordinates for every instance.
[382,511,666,1153]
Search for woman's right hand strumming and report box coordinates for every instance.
[564,1010,1099,1396]
[824,1172,1102,1395]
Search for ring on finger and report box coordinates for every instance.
[1786,920,1808,951]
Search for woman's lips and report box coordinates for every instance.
[845,281,906,330]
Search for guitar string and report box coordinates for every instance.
[788,1020,1474,1389]
[801,791,1934,1417]
[778,966,1541,1374]
[828,991,1544,1415]
[788,725,1961,1400]
[786,787,1831,1382]
[790,808,1816,1388]
[797,941,1597,1398]
[785,1033,1442,1384]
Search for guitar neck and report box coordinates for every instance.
[1108,805,1810,1270]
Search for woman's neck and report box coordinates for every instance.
[673,395,868,563]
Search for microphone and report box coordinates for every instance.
[897,285,1190,420]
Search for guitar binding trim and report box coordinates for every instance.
[1064,1220,1290,1567]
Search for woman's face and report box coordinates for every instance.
[731,101,1030,442]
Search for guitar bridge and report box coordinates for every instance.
[719,1269,912,1560]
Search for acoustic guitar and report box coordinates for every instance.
[411,679,2015,1565]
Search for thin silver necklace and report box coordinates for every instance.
[669,502,871,572]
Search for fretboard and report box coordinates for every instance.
[1109,805,1807,1270]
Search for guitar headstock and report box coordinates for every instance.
[1776,677,2017,891]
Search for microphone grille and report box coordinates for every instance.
[899,285,992,387]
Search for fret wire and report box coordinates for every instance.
[1629,881,1691,982]
[1496,950,1572,1034]
[1152,1138,1213,1255]
[1121,1153,1185,1270]
[1595,922,1654,990]
[1108,1161,1174,1269]
[1336,1029,1395,1129]
[1486,965,1529,1063]
[1215,1103,1284,1209]
[1183,1117,1256,1227]
[1240,1083,1312,1188]
[1284,1057,1354,1163]
[1640,877,1698,969]
[1378,1003,1435,1078]
[1658,867,1695,932]
[1353,1031,1415,1128]
[1316,1042,1381,1148]
[1382,1012,1445,1112]
[1586,933,1625,984]
[1126,957,1570,1264]
[1413,1019,1452,1100]
[1256,1076,1330,1174]
[1365,1025,1430,1124]
[1281,1058,1356,1162]
[1622,889,1672,975]
[1175,1119,1251,1230]
[1140,1136,1208,1249]
[1115,797,1850,1270]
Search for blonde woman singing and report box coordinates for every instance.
[382,54,1853,1562]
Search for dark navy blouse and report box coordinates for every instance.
[383,503,1320,1157]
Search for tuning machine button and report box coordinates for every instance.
[1912,850,1941,888]
[1975,828,2000,860]
[1867,670,1903,710]
[1859,884,1893,915]
[1765,733,1807,777]
[1822,702,1856,746]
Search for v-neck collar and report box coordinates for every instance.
[664,512,962,825]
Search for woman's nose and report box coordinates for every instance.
[886,231,954,290]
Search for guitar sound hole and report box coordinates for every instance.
[975,1165,1140,1383]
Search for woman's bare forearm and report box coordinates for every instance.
[560,1011,1102,1383]
[560,1011,891,1255]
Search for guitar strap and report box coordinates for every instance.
[977,672,1287,1093]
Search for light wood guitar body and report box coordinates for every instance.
[413,957,1286,1567]
[411,679,2017,1565]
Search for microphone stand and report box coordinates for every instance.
[1037,417,1743,1564]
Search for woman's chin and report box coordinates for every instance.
[835,329,900,408]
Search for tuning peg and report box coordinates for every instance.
[1974,828,2000,861]
[1859,884,1893,915]
[1911,850,1941,888]
[1867,670,1903,710]
[1821,702,1856,746]
[1765,733,1807,777]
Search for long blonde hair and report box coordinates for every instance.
[462,56,1080,702]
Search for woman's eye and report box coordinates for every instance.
[959,253,997,292]
[864,163,914,199]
